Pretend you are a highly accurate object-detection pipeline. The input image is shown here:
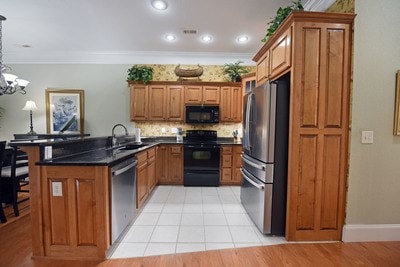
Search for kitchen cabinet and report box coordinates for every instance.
[253,11,355,241]
[167,85,185,121]
[130,84,148,121]
[157,144,183,185]
[269,27,291,80]
[184,85,220,105]
[241,72,256,94]
[147,147,157,193]
[220,145,242,185]
[130,84,184,122]
[256,52,269,84]
[220,86,242,122]
[137,147,157,208]
[136,151,148,208]
[148,85,167,121]
[39,164,110,259]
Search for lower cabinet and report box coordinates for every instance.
[40,165,110,259]
[136,147,157,209]
[156,144,183,185]
[220,145,243,185]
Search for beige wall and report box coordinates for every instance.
[346,0,400,224]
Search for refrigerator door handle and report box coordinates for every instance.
[243,94,252,151]
[240,168,264,190]
[241,154,265,171]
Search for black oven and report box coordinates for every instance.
[185,105,219,124]
[183,130,220,186]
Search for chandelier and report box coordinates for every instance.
[0,15,29,95]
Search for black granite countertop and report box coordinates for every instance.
[37,142,158,167]
[12,135,241,167]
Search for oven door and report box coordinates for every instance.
[183,145,220,171]
[183,144,220,186]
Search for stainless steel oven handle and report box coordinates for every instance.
[112,161,137,176]
[240,168,264,190]
[241,154,265,171]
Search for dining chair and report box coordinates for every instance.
[0,146,29,217]
[0,141,7,223]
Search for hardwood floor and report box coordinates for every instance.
[1,213,399,267]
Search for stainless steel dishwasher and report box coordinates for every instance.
[110,156,137,244]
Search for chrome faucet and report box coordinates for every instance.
[111,123,128,147]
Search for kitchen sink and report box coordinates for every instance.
[118,143,148,150]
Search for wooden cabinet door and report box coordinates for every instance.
[148,85,166,121]
[156,145,168,184]
[130,84,148,121]
[167,85,184,121]
[231,86,243,122]
[220,86,243,122]
[286,19,352,241]
[203,86,220,105]
[256,52,269,85]
[184,85,202,104]
[136,152,148,208]
[41,165,109,258]
[232,146,243,184]
[270,27,291,79]
[147,148,156,193]
[220,87,231,122]
[168,145,183,184]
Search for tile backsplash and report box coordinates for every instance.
[135,122,242,138]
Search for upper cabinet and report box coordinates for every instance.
[253,11,355,242]
[130,84,184,122]
[130,81,241,122]
[220,86,242,122]
[184,85,220,105]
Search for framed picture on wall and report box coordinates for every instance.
[394,71,400,135]
[45,89,85,134]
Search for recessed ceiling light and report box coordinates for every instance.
[201,35,213,43]
[164,34,176,42]
[236,35,249,44]
[151,0,168,10]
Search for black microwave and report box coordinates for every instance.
[185,105,219,124]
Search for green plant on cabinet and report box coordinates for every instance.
[127,65,154,84]
[261,0,303,42]
[223,61,249,82]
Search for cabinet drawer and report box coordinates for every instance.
[222,154,232,167]
[136,151,147,166]
[170,146,181,153]
[147,147,156,158]
[221,146,233,154]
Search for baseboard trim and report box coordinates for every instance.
[342,224,400,242]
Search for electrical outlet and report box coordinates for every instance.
[361,131,374,144]
[52,182,63,197]
[161,127,166,133]
[171,127,178,134]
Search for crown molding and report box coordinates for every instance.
[3,51,256,66]
[303,0,336,11]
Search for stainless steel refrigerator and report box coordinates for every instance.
[241,74,290,235]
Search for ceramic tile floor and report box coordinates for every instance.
[110,185,287,258]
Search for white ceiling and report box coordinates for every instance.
[0,0,327,65]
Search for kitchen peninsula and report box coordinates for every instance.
[12,135,240,261]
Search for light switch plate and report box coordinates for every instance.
[361,131,374,144]
[44,146,52,159]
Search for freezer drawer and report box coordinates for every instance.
[240,168,272,234]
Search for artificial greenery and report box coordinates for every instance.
[223,61,249,82]
[127,65,154,84]
[261,0,304,42]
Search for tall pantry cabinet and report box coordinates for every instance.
[253,11,355,241]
